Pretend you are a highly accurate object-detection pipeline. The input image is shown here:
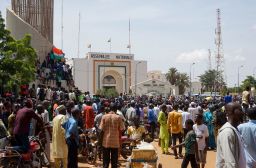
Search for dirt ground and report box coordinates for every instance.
[51,140,216,168]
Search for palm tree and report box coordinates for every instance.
[176,73,190,95]
[166,67,178,85]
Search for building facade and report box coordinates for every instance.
[69,52,147,94]
[6,0,53,62]
[130,70,178,97]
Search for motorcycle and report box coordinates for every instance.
[29,133,50,167]
[0,129,50,168]
[79,127,98,164]
[0,143,41,168]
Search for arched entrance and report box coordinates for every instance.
[101,70,123,93]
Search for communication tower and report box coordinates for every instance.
[215,9,225,91]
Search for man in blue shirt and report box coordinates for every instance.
[224,92,232,104]
[62,108,79,168]
[148,104,157,140]
[238,107,256,168]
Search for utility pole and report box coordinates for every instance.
[77,12,81,58]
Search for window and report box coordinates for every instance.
[103,75,116,84]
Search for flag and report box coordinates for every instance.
[127,44,131,48]
[50,47,65,60]
[107,38,111,43]
[87,44,91,48]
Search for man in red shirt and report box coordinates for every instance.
[83,100,95,129]
[13,99,43,152]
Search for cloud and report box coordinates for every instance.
[225,48,246,62]
[176,49,208,63]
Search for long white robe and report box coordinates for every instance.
[52,114,68,159]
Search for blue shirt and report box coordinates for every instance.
[224,95,232,104]
[148,109,157,124]
[62,117,79,145]
[238,120,256,167]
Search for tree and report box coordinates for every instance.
[199,69,226,92]
[166,67,179,85]
[176,73,190,95]
[166,67,190,95]
[0,12,37,94]
[96,88,119,98]
[199,70,216,92]
[240,76,256,90]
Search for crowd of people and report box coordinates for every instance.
[0,85,255,168]
[36,52,74,88]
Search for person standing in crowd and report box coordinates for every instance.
[83,100,95,129]
[125,101,136,126]
[2,101,12,128]
[99,103,125,168]
[13,99,43,152]
[193,114,208,168]
[203,105,216,150]
[238,107,256,168]
[172,119,199,168]
[168,104,183,159]
[158,104,169,154]
[242,86,250,112]
[52,105,68,168]
[62,108,79,168]
[8,103,20,137]
[224,92,232,104]
[45,86,52,101]
[29,84,37,98]
[182,105,192,139]
[147,103,157,140]
[216,103,246,168]
[188,102,199,122]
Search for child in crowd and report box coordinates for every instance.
[193,114,209,168]
[172,119,199,168]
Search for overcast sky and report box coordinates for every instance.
[1,0,256,87]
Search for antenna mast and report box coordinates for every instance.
[215,9,225,92]
[208,49,212,70]
[128,19,131,54]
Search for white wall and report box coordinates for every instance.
[6,8,53,63]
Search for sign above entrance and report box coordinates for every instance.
[88,52,134,60]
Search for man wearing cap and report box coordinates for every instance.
[52,105,68,168]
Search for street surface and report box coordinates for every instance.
[51,140,216,168]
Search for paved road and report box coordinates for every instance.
[53,140,217,168]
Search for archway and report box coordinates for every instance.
[101,70,123,94]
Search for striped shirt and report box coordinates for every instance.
[99,112,125,148]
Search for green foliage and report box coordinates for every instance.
[166,67,189,95]
[0,12,37,93]
[199,69,225,92]
[96,88,119,98]
[240,76,256,90]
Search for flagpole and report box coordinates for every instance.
[110,40,112,53]
[129,18,131,54]
[61,0,64,49]
[77,12,81,58]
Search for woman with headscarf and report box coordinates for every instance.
[203,105,216,150]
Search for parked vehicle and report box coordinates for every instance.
[79,128,98,164]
